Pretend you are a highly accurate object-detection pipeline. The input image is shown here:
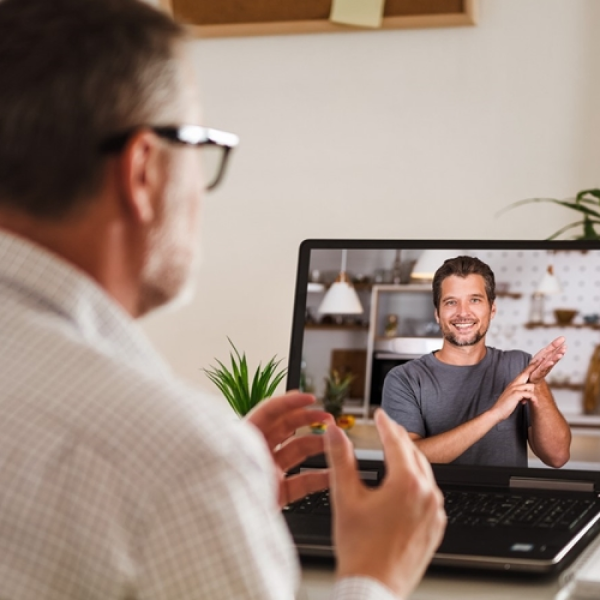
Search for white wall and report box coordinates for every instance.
[141,0,600,393]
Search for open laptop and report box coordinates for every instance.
[284,239,600,574]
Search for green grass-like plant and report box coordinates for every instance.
[322,369,355,420]
[498,188,600,240]
[203,338,287,417]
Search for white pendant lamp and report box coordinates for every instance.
[536,265,562,295]
[411,250,460,283]
[318,249,363,315]
[529,264,561,324]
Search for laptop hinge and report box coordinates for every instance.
[509,477,594,492]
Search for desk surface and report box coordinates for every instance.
[299,560,564,600]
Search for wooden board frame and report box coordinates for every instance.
[159,0,478,38]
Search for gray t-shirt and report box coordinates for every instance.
[382,347,531,467]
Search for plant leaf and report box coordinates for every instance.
[203,360,244,416]
[497,190,600,239]
[583,217,598,239]
[204,339,287,416]
[229,349,249,416]
[501,197,600,219]
[258,358,286,401]
[545,219,600,240]
[254,359,277,401]
[495,196,556,217]
[576,188,600,202]
[264,368,287,399]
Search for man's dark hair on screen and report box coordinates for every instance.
[432,255,496,311]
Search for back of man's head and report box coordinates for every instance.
[0,0,186,220]
[432,255,496,310]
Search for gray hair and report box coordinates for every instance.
[0,0,187,218]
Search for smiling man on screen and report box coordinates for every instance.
[383,255,571,468]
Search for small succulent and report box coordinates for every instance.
[499,188,600,240]
[322,369,355,419]
[203,338,287,417]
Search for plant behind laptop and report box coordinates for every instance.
[203,338,287,417]
[498,188,600,239]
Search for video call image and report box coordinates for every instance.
[295,244,600,468]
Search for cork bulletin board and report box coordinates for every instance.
[158,0,478,38]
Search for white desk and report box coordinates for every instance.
[299,560,563,599]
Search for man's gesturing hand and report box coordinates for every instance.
[245,391,334,507]
[491,368,538,423]
[490,336,566,425]
[527,336,566,384]
[325,409,446,599]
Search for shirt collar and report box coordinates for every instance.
[0,228,171,376]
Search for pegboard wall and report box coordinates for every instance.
[478,249,600,414]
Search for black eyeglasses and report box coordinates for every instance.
[99,125,240,191]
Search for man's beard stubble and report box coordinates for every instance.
[442,326,488,348]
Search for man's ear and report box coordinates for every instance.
[491,301,497,319]
[117,130,163,225]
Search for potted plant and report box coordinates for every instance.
[499,188,600,240]
[321,369,356,430]
[203,338,287,417]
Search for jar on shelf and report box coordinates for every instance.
[529,292,544,324]
[384,314,398,337]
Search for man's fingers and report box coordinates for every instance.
[246,392,334,449]
[280,470,330,507]
[521,349,563,383]
[412,446,446,537]
[412,441,438,486]
[275,434,326,473]
[373,409,418,483]
[281,408,335,432]
[324,423,361,495]
[530,337,567,365]
[508,388,537,405]
[527,338,566,383]
[257,408,333,449]
[246,392,317,425]
[517,363,536,383]
[258,406,333,444]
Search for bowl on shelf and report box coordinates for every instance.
[554,308,578,326]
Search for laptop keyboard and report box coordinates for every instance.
[443,490,596,530]
[283,490,331,515]
[284,489,597,532]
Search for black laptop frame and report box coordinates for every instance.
[285,238,600,574]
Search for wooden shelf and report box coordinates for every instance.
[497,291,522,299]
[307,281,372,292]
[305,323,368,331]
[525,322,600,330]
[548,382,584,391]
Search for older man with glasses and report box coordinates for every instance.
[0,1,445,599]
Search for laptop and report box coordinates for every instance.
[284,239,600,574]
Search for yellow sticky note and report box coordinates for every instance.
[330,0,385,29]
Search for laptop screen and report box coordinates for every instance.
[287,239,600,470]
